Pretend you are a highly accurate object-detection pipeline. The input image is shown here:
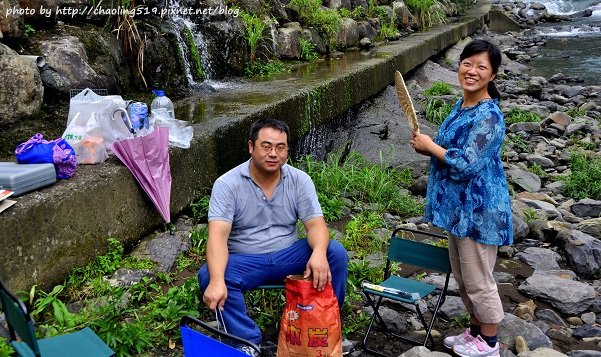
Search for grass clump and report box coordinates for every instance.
[245,59,290,77]
[563,152,601,200]
[423,81,457,125]
[300,38,319,61]
[504,108,542,125]
[423,81,454,96]
[296,151,423,217]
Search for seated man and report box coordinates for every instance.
[198,118,348,348]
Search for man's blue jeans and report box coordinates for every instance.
[198,239,348,344]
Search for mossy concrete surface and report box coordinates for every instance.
[0,1,491,291]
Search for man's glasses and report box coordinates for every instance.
[259,143,288,154]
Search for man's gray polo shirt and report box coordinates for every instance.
[208,159,323,254]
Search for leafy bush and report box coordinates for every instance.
[0,339,14,357]
[240,11,268,67]
[504,108,542,125]
[288,0,341,49]
[563,152,601,200]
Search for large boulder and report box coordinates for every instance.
[275,24,302,59]
[577,218,601,238]
[336,18,360,49]
[518,270,596,315]
[0,54,44,124]
[508,168,541,192]
[200,19,247,77]
[0,0,21,37]
[39,36,100,93]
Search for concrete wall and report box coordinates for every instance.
[0,1,491,291]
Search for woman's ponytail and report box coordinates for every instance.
[488,81,501,100]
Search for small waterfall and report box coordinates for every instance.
[166,0,214,84]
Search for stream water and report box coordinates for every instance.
[526,0,601,84]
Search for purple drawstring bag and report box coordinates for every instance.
[15,133,77,179]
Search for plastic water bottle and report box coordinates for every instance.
[150,89,175,118]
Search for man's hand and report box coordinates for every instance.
[303,249,332,291]
[203,280,227,311]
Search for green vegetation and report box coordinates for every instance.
[504,108,542,125]
[566,107,585,118]
[563,152,601,200]
[0,340,13,357]
[190,194,210,222]
[339,7,367,21]
[425,98,454,125]
[296,151,423,217]
[450,313,471,328]
[377,8,399,41]
[508,133,530,152]
[245,59,290,77]
[18,236,204,356]
[405,0,447,30]
[522,208,539,223]
[423,82,457,125]
[240,11,268,68]
[288,0,341,50]
[423,81,454,96]
[300,38,319,61]
[528,163,547,178]
[341,211,386,254]
[182,27,205,81]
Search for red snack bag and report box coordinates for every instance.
[277,275,342,357]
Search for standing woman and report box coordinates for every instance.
[411,39,512,357]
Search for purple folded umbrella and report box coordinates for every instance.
[111,127,171,223]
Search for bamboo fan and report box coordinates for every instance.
[394,70,419,132]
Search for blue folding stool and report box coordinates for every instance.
[180,315,263,357]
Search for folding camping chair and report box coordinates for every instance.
[362,227,451,356]
[0,278,114,357]
[180,315,264,357]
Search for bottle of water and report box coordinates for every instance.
[150,89,175,118]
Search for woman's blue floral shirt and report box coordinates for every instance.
[426,98,513,246]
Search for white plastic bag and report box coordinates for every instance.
[66,88,132,150]
[62,112,109,164]
[149,109,193,149]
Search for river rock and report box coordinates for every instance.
[508,122,540,134]
[581,312,596,325]
[362,305,407,334]
[276,25,301,59]
[513,213,530,242]
[535,309,567,328]
[498,313,552,352]
[567,351,601,357]
[525,154,554,168]
[577,218,601,238]
[400,346,450,356]
[392,1,417,30]
[519,198,561,219]
[357,21,377,41]
[302,28,327,54]
[571,198,601,218]
[558,229,601,278]
[421,274,459,294]
[518,270,596,314]
[429,295,466,319]
[132,230,190,272]
[518,348,567,357]
[516,247,561,270]
[336,18,360,49]
[0,54,44,124]
[39,35,102,93]
[514,299,537,322]
[572,324,601,339]
[508,168,541,192]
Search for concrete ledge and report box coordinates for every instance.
[0,1,491,291]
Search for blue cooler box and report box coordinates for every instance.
[0,162,56,196]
